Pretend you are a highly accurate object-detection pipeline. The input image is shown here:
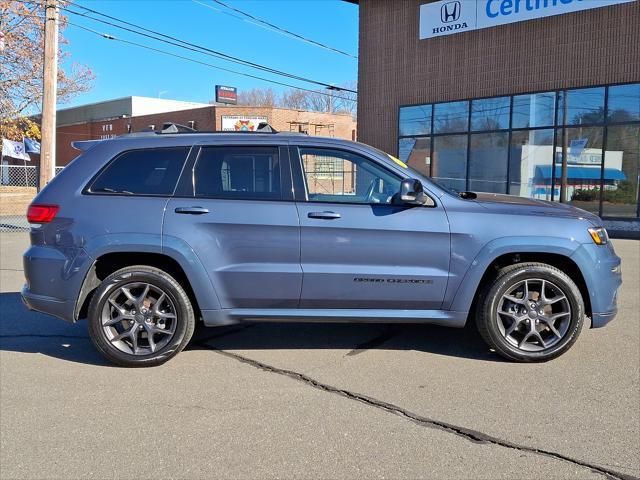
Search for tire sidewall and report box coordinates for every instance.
[482,265,584,362]
[88,268,194,367]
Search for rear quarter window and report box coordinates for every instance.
[89,147,189,196]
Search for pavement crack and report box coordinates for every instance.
[198,344,638,480]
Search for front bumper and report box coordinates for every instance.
[571,242,622,328]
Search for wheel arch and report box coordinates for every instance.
[448,237,592,323]
[467,252,591,322]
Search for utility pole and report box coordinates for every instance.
[39,0,58,190]
[559,92,568,203]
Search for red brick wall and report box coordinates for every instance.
[54,106,356,165]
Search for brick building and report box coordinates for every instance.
[54,96,357,166]
[349,0,640,221]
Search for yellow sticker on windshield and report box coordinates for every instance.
[388,154,408,169]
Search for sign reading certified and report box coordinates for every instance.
[221,115,268,132]
[420,0,636,39]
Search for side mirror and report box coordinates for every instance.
[399,178,427,205]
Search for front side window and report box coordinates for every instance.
[299,148,401,204]
[90,147,189,195]
[194,146,281,200]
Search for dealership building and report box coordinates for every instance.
[350,0,640,221]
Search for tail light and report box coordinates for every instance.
[27,204,60,223]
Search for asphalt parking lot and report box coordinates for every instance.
[0,231,638,480]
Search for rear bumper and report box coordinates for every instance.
[591,309,618,328]
[21,287,75,323]
[22,244,92,323]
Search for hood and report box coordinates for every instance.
[470,192,601,225]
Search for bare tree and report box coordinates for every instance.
[236,87,277,107]
[280,88,309,110]
[0,0,94,140]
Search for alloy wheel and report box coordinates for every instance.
[101,282,178,355]
[496,278,572,352]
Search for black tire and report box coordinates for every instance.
[475,262,584,362]
[87,266,195,367]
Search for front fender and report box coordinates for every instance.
[446,236,582,315]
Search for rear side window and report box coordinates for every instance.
[90,147,189,195]
[194,146,281,200]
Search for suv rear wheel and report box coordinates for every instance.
[476,262,584,362]
[87,266,195,367]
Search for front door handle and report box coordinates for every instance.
[308,211,341,220]
[174,206,209,215]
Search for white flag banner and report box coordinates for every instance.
[1,139,31,161]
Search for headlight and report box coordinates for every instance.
[588,227,609,245]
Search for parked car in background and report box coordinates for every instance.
[22,125,622,366]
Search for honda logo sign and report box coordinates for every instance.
[420,0,635,40]
[441,1,461,23]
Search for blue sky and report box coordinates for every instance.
[60,0,359,108]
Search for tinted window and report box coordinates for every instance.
[433,101,469,134]
[399,105,432,136]
[471,97,510,131]
[90,147,189,195]
[559,87,605,125]
[194,146,281,200]
[300,148,401,204]
[512,92,555,128]
[399,137,431,177]
[469,132,508,193]
[432,135,467,192]
[509,129,554,199]
[607,83,640,122]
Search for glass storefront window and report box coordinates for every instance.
[432,135,467,192]
[602,125,639,218]
[607,83,640,123]
[398,137,431,177]
[509,129,554,199]
[398,83,640,218]
[559,87,605,126]
[555,126,604,214]
[433,101,469,134]
[471,97,510,131]
[399,105,431,136]
[512,92,555,128]
[469,133,509,193]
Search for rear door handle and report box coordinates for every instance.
[308,211,341,220]
[174,206,209,215]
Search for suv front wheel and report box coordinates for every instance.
[476,262,585,362]
[87,266,195,367]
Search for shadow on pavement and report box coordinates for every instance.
[0,292,110,366]
[1,291,501,365]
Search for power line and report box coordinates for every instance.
[49,0,356,93]
[193,0,357,59]
[9,6,356,102]
[63,20,356,103]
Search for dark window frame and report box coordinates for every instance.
[84,146,193,198]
